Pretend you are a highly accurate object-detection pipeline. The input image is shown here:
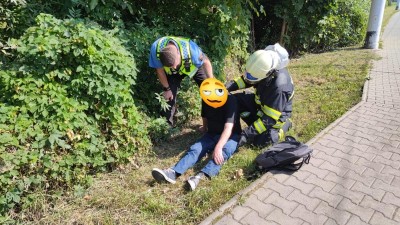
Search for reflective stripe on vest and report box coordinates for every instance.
[253,118,267,134]
[156,36,198,78]
[234,77,246,89]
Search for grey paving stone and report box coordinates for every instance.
[304,174,336,193]
[343,170,374,187]
[337,198,374,223]
[302,163,330,179]
[324,172,356,190]
[214,214,242,225]
[308,186,343,208]
[319,161,349,177]
[240,211,273,225]
[284,176,316,195]
[361,167,394,185]
[381,192,400,208]
[286,189,322,212]
[369,212,400,225]
[351,182,385,201]
[356,156,385,173]
[267,208,304,225]
[262,192,299,215]
[372,179,400,198]
[345,215,369,225]
[330,184,364,205]
[381,164,400,176]
[360,195,396,218]
[394,209,400,222]
[230,205,252,221]
[252,187,273,202]
[373,155,400,169]
[264,178,295,198]
[290,204,328,225]
[242,194,276,218]
[314,201,351,225]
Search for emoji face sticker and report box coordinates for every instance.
[199,78,228,108]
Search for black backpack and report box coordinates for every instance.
[255,136,313,172]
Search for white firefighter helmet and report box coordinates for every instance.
[244,50,280,84]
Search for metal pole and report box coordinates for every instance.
[364,0,386,49]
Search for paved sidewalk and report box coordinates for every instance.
[201,12,400,225]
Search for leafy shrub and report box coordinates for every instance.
[0,13,151,216]
[254,0,370,54]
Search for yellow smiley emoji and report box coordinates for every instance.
[199,78,228,108]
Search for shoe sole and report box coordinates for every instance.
[152,168,176,184]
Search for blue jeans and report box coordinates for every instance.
[172,133,240,177]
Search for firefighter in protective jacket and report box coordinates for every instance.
[225,43,294,147]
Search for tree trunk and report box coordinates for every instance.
[279,19,287,45]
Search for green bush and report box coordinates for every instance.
[254,0,370,54]
[0,13,151,215]
[314,0,370,50]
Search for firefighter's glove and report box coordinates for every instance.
[225,80,237,92]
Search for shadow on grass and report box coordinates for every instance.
[151,123,203,159]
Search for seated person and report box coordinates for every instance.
[151,78,241,190]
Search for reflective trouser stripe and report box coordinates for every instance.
[272,120,284,129]
[234,77,246,89]
[255,95,261,105]
[278,129,285,142]
[289,76,294,101]
[255,95,281,120]
[253,118,267,134]
[289,90,295,101]
[261,104,281,121]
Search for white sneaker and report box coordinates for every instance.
[187,173,205,191]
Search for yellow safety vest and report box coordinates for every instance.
[156,36,198,78]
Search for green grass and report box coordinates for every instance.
[13,8,399,225]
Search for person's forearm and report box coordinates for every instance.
[203,56,214,78]
[215,123,233,150]
[202,117,208,127]
[156,68,169,88]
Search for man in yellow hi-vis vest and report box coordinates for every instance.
[225,43,294,147]
[149,36,214,126]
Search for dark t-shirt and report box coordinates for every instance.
[201,94,242,135]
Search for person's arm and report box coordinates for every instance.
[202,54,214,78]
[156,68,173,101]
[199,117,208,133]
[225,75,252,92]
[213,122,234,165]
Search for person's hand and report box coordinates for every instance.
[213,147,224,165]
[163,90,173,101]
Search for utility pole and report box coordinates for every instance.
[364,0,386,49]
